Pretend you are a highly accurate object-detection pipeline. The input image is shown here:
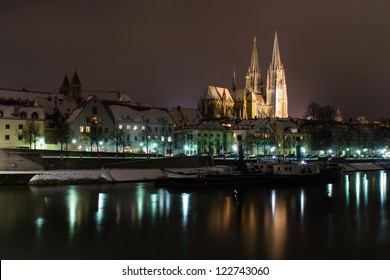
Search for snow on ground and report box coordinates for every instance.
[28,168,168,185]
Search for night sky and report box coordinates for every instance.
[1,0,390,120]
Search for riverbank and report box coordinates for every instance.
[0,161,388,186]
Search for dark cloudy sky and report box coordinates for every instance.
[1,0,390,120]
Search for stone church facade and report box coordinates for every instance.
[199,32,288,120]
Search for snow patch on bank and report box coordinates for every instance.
[28,168,167,185]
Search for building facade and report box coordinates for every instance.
[0,101,45,149]
[66,95,114,152]
[108,104,175,154]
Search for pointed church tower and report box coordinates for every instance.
[69,70,82,100]
[266,32,288,118]
[245,36,263,94]
[59,74,70,95]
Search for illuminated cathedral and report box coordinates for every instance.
[199,32,288,120]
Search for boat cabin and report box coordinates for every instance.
[273,163,320,175]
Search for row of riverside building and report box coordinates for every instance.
[1,34,389,157]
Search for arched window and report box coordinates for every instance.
[31,111,39,119]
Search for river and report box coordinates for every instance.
[0,170,389,259]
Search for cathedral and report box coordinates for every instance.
[199,32,288,120]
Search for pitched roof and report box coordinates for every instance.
[71,71,81,85]
[65,95,93,123]
[109,104,173,125]
[202,86,234,102]
[61,75,70,87]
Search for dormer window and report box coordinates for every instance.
[20,111,27,118]
[31,111,39,119]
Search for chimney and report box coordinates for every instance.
[13,105,19,117]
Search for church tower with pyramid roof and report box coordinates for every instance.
[70,70,82,100]
[59,70,82,101]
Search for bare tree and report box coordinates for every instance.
[19,120,41,149]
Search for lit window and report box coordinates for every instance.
[92,116,98,124]
[127,125,131,130]
[142,126,145,131]
[161,136,165,142]
[118,124,123,130]
[134,125,138,131]
[168,136,172,142]
[79,136,84,142]
[80,126,84,133]
[86,126,90,133]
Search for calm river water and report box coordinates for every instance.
[1,171,389,260]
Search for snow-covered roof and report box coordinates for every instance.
[271,118,299,132]
[0,88,76,117]
[81,90,134,103]
[170,107,201,127]
[65,96,94,124]
[109,104,173,125]
[202,86,234,102]
[0,104,45,120]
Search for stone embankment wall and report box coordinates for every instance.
[0,149,44,170]
[0,149,212,170]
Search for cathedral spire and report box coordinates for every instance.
[232,67,236,92]
[246,36,262,94]
[270,32,282,69]
[266,31,288,118]
[250,36,259,70]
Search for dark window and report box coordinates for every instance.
[18,135,23,141]
[31,112,38,119]
[98,127,103,133]
[104,127,108,133]
[5,124,10,129]
[18,124,23,130]
[86,117,90,123]
[134,136,138,141]
[92,106,97,114]
[5,135,10,140]
[19,111,27,118]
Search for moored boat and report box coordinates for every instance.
[156,161,343,188]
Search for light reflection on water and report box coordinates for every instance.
[1,170,390,259]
